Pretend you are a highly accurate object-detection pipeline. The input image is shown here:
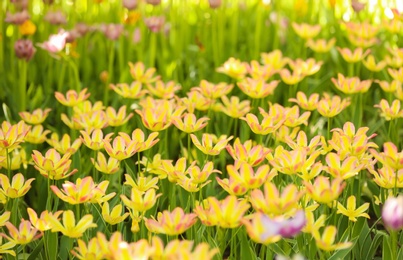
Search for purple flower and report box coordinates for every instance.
[260,210,306,240]
[145,0,161,5]
[5,10,30,25]
[144,16,165,33]
[44,11,67,25]
[99,24,124,40]
[382,195,403,231]
[123,0,138,10]
[14,39,36,61]
[209,0,222,8]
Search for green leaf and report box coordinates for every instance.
[237,230,256,260]
[382,235,393,260]
[46,231,58,260]
[27,239,44,260]
[364,232,383,260]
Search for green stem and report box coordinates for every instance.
[18,60,27,112]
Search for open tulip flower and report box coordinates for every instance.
[145,207,197,235]
[0,173,34,199]
[47,210,97,238]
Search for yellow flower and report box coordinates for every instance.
[388,67,403,82]
[226,163,272,190]
[194,195,250,228]
[241,213,282,245]
[331,73,372,94]
[337,195,370,222]
[291,22,321,39]
[124,174,159,192]
[172,113,209,133]
[0,173,34,199]
[19,20,36,35]
[246,60,277,81]
[47,133,82,154]
[241,109,283,135]
[138,154,170,179]
[279,69,305,85]
[24,125,51,144]
[80,129,113,151]
[103,135,138,161]
[91,152,120,174]
[0,211,10,226]
[302,212,326,234]
[72,233,109,260]
[50,176,97,205]
[0,236,16,257]
[105,106,134,127]
[215,95,251,119]
[19,108,51,125]
[289,92,319,111]
[32,148,78,180]
[285,130,322,155]
[250,181,303,216]
[190,133,233,156]
[304,176,345,204]
[54,88,90,107]
[216,57,248,80]
[27,208,63,231]
[121,187,161,212]
[362,55,387,72]
[316,93,351,118]
[181,90,214,113]
[102,202,129,225]
[288,58,323,76]
[193,80,234,99]
[337,47,370,63]
[147,80,181,99]
[3,220,42,245]
[306,38,336,53]
[376,79,400,93]
[237,78,279,99]
[374,99,403,120]
[47,210,97,238]
[367,165,403,189]
[226,138,270,167]
[313,225,353,251]
[128,62,160,84]
[261,50,289,70]
[0,148,27,170]
[110,81,148,99]
[216,176,249,196]
[324,153,363,180]
[145,207,197,235]
[0,120,30,152]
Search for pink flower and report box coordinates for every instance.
[14,39,36,61]
[99,24,124,40]
[260,210,306,239]
[382,195,403,230]
[123,0,138,10]
[144,16,165,33]
[44,11,67,25]
[5,10,30,25]
[38,30,68,53]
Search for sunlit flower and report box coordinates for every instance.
[128,61,160,84]
[337,195,370,222]
[105,106,134,127]
[291,22,321,39]
[71,233,109,260]
[190,133,233,156]
[80,129,113,151]
[215,95,251,119]
[0,120,30,152]
[289,92,319,111]
[19,108,51,125]
[32,148,78,180]
[288,58,323,76]
[261,50,289,70]
[216,57,248,80]
[216,176,249,196]
[91,152,120,175]
[186,161,221,184]
[102,202,130,225]
[246,60,277,81]
[237,78,279,99]
[305,176,345,204]
[193,80,233,99]
[121,187,161,212]
[250,181,303,216]
[2,220,42,245]
[279,69,305,85]
[226,163,272,190]
[285,130,321,155]
[0,211,10,227]
[145,207,197,235]
[226,138,270,167]
[302,211,326,234]
[124,174,159,192]
[0,173,34,199]
[337,47,370,63]
[331,73,372,94]
[367,165,403,189]
[388,67,403,82]
[110,81,148,99]
[194,195,250,228]
[181,90,214,113]
[55,88,90,107]
[138,154,169,179]
[382,195,403,230]
[324,153,363,180]
[172,113,209,133]
[241,213,282,245]
[47,210,97,238]
[374,99,403,120]
[241,109,283,135]
[50,176,98,205]
[316,93,351,118]
[0,236,16,257]
[370,142,403,170]
[306,38,336,53]
[24,125,51,144]
[376,80,401,93]
[47,133,82,155]
[27,208,63,232]
[147,80,181,99]
[362,55,387,72]
[313,225,352,251]
[103,136,138,161]
[37,30,69,54]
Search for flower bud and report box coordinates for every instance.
[209,0,222,8]
[14,39,36,61]
[5,10,30,25]
[144,16,165,33]
[382,195,403,230]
